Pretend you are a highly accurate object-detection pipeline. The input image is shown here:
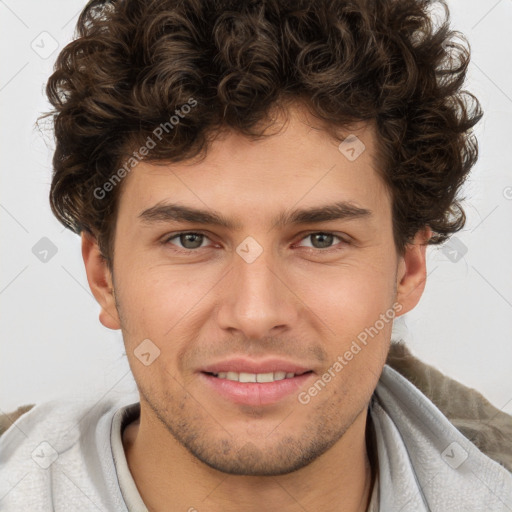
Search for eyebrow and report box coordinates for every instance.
[138,201,372,230]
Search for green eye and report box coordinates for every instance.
[164,232,209,251]
[162,231,349,255]
[296,232,347,251]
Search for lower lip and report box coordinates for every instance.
[200,372,314,406]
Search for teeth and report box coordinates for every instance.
[214,371,298,382]
[256,372,274,383]
[239,372,257,383]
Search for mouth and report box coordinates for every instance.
[198,361,315,406]
[203,370,313,383]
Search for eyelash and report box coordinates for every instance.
[161,231,350,255]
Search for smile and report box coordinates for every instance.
[200,369,315,406]
[206,370,311,383]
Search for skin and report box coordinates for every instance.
[82,103,431,512]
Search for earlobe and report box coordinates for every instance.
[395,227,433,317]
[81,231,121,330]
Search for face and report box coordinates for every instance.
[85,104,427,476]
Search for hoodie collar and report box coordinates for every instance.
[370,365,512,511]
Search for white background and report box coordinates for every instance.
[0,0,511,416]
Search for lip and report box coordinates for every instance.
[198,358,315,406]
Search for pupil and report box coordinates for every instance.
[182,233,203,249]
[313,233,333,249]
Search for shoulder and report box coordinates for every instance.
[0,395,137,510]
[0,394,136,472]
[386,341,512,472]
[0,396,121,441]
[0,404,35,437]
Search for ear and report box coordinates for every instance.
[395,227,433,316]
[81,231,121,330]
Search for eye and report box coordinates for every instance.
[295,232,347,251]
[163,232,213,251]
[162,231,349,254]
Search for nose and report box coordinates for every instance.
[216,242,300,340]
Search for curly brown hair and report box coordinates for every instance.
[42,0,483,270]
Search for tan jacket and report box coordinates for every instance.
[1,342,511,472]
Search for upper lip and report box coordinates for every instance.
[200,358,312,375]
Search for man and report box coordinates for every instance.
[1,0,511,510]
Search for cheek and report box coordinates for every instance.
[113,263,217,375]
[117,261,203,318]
[306,260,396,374]
[314,261,396,322]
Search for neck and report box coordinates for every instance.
[123,404,375,512]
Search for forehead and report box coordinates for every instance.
[116,107,390,225]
